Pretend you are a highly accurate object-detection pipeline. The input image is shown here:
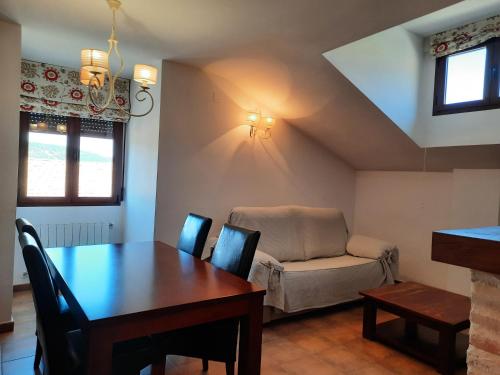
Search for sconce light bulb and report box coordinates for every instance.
[265,116,274,125]
[247,112,259,123]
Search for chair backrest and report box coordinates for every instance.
[16,218,58,288]
[176,213,213,258]
[211,224,260,279]
[19,232,67,374]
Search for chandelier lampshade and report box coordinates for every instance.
[133,64,158,87]
[80,49,109,73]
[79,0,157,118]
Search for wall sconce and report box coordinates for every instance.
[245,111,275,139]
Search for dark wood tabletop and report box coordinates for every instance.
[360,282,470,328]
[46,241,266,375]
[46,241,264,325]
[432,226,500,274]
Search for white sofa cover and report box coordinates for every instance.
[228,206,399,314]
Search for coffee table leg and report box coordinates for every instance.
[363,300,377,340]
[438,328,456,375]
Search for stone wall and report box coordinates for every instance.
[468,270,500,374]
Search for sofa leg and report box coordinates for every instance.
[202,358,209,371]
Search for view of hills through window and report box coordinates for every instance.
[27,132,113,198]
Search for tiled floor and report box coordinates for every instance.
[1,291,467,374]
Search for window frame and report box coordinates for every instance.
[17,111,125,207]
[433,37,500,116]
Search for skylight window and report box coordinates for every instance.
[444,47,487,105]
[433,38,500,115]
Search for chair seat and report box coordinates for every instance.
[67,330,155,375]
[154,319,239,363]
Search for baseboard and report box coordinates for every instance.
[0,318,14,333]
[13,283,31,292]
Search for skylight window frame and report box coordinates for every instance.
[433,37,500,116]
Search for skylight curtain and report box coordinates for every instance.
[20,59,130,122]
[429,15,500,57]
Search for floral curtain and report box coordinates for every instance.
[429,15,500,57]
[20,59,130,122]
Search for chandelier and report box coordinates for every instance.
[79,0,158,117]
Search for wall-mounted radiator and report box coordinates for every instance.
[34,222,114,248]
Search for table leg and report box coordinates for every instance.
[362,300,377,340]
[86,328,113,375]
[438,328,456,375]
[238,296,264,375]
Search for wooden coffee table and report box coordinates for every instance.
[360,282,470,375]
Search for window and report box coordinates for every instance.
[18,112,124,206]
[433,38,500,115]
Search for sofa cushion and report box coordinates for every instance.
[281,255,387,312]
[229,206,304,262]
[297,207,348,260]
[347,234,396,259]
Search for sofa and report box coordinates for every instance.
[226,206,399,321]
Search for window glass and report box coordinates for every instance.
[78,119,114,198]
[26,115,68,197]
[445,47,487,105]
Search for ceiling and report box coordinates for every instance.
[3,0,499,170]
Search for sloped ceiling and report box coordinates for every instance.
[3,0,498,170]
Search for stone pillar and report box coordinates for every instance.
[468,270,500,374]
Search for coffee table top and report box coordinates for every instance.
[360,282,470,328]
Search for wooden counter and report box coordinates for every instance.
[432,226,500,274]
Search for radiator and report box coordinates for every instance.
[34,222,114,248]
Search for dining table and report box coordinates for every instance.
[45,240,266,375]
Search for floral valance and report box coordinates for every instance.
[20,59,130,122]
[430,15,500,57]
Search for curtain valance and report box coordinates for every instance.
[429,15,500,57]
[20,59,130,122]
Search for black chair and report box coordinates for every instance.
[155,224,261,375]
[176,213,212,258]
[20,232,158,375]
[16,218,77,369]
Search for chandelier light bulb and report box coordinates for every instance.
[80,68,105,87]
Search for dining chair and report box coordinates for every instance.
[155,224,261,375]
[176,213,212,258]
[20,232,160,375]
[15,217,76,369]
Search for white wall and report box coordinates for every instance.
[353,170,500,296]
[323,27,424,142]
[122,66,162,242]
[13,206,124,285]
[0,19,21,325]
[155,61,356,246]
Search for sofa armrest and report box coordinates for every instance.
[347,234,397,260]
[201,236,219,260]
[253,250,284,272]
